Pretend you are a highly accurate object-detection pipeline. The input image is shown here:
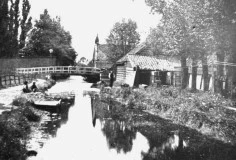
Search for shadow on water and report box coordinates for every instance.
[27,100,73,151]
[40,101,72,135]
[91,96,236,160]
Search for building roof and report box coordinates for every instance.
[97,44,110,61]
[117,43,180,71]
[117,54,180,71]
[127,43,146,55]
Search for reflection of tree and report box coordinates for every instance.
[90,97,137,153]
[40,103,71,137]
[101,120,136,153]
[142,133,188,160]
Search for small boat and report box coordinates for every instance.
[33,99,62,112]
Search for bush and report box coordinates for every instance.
[12,95,31,106]
[22,106,41,122]
[105,85,236,143]
[0,110,31,160]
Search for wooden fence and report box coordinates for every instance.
[0,74,36,88]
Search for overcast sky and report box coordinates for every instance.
[29,0,161,61]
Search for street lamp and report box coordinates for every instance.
[49,49,53,57]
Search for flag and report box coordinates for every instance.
[95,34,99,45]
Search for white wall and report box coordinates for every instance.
[188,74,212,90]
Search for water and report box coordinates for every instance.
[28,76,236,160]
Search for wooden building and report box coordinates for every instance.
[116,49,180,87]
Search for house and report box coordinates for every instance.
[94,44,113,69]
[115,44,181,87]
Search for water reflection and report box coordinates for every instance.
[29,76,236,160]
[101,119,136,153]
[160,131,188,153]
[27,102,72,152]
[91,96,141,154]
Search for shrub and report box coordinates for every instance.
[0,110,30,160]
[12,95,31,106]
[106,85,236,143]
[22,106,41,122]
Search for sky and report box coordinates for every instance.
[29,0,161,61]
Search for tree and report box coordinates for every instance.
[0,0,9,57]
[25,9,77,65]
[106,19,140,63]
[145,0,236,91]
[0,0,32,58]
[19,0,32,49]
[8,0,20,57]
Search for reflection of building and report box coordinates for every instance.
[115,43,181,87]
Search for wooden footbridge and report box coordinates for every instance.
[16,66,101,82]
[16,66,100,76]
[0,66,102,88]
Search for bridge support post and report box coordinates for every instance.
[0,76,2,88]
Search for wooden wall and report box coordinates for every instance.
[0,73,50,89]
[0,74,35,88]
[116,62,136,87]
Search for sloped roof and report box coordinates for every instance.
[97,44,111,61]
[127,43,146,55]
[117,55,180,71]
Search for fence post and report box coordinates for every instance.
[0,76,2,88]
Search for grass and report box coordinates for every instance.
[101,85,236,144]
[0,78,56,159]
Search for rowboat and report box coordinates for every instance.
[33,99,62,112]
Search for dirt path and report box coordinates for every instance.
[0,79,47,114]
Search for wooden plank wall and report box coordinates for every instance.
[0,74,36,89]
[116,66,126,83]
[116,65,136,87]
[124,67,136,87]
[100,70,110,84]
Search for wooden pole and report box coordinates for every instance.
[212,62,215,93]
[0,76,2,88]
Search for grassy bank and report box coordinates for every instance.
[0,79,55,160]
[101,85,236,144]
[0,99,43,159]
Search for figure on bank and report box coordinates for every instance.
[109,70,115,87]
[23,81,30,93]
[31,82,38,92]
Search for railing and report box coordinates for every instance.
[16,66,101,75]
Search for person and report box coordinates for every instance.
[23,81,30,93]
[109,70,114,87]
[31,82,38,92]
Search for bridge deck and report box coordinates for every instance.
[15,66,101,76]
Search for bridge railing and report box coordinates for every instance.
[16,66,101,75]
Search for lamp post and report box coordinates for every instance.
[49,49,55,65]
[49,49,53,57]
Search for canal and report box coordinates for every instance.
[29,76,236,160]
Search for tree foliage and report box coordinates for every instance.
[106,19,140,63]
[145,0,236,91]
[25,9,77,65]
[0,0,9,57]
[0,0,32,58]
[19,0,32,49]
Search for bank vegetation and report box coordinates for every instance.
[0,79,55,160]
[100,85,236,144]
